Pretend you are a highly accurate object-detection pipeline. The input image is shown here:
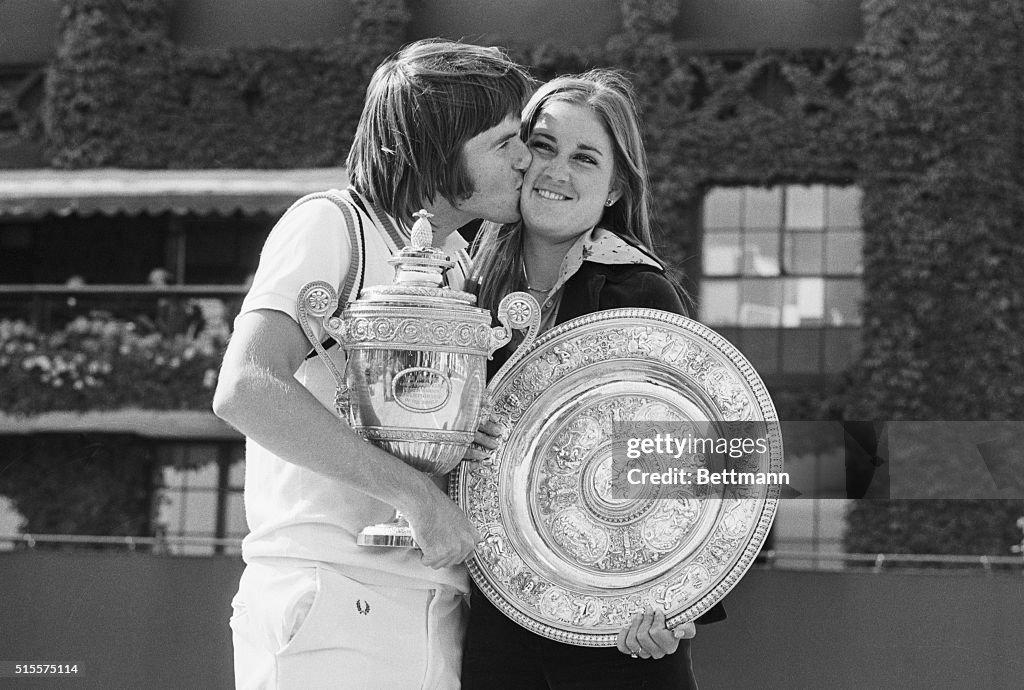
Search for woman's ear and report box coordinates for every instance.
[605,188,623,207]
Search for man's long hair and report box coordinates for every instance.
[347,39,534,225]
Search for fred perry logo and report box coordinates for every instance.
[355,599,371,616]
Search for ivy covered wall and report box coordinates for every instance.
[44,0,409,168]
[841,0,1024,555]
[28,0,1024,554]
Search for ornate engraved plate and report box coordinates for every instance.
[451,308,783,646]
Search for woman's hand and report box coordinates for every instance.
[463,419,507,462]
[616,608,696,660]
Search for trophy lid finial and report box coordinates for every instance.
[410,210,434,249]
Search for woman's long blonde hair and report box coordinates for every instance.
[472,69,665,317]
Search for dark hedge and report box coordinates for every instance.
[30,0,1024,557]
[0,434,158,541]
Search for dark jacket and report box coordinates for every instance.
[555,260,689,324]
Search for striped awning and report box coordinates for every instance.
[0,167,348,218]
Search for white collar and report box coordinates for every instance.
[537,227,662,297]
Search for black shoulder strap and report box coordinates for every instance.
[288,189,365,359]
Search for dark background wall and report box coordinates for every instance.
[1,552,1021,689]
[0,0,863,62]
[0,1,60,64]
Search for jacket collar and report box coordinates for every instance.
[542,227,662,297]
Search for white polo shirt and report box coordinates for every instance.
[236,189,470,593]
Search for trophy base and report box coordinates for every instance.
[357,512,417,548]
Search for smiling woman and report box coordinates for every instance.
[519,100,621,256]
[473,69,672,324]
[466,69,723,690]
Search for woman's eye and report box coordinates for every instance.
[575,154,597,165]
[529,140,553,153]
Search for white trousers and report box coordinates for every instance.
[230,559,467,690]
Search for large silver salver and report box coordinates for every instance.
[296,210,540,548]
[451,308,783,645]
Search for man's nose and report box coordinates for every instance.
[511,139,530,171]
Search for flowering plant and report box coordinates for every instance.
[0,316,226,415]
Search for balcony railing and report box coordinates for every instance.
[0,284,247,331]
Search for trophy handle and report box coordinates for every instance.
[489,291,541,381]
[297,280,350,415]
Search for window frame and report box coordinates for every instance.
[698,184,864,379]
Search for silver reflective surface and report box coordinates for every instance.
[452,308,783,646]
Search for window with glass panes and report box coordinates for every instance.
[699,185,863,377]
[155,441,246,555]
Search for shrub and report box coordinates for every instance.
[0,315,224,415]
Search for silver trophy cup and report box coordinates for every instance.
[297,210,540,547]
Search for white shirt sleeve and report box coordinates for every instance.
[238,198,353,344]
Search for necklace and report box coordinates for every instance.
[521,258,555,293]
